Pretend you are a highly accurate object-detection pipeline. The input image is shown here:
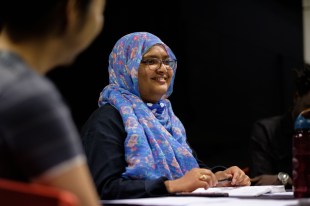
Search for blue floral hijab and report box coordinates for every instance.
[98,32,199,180]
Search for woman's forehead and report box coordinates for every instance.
[143,44,167,56]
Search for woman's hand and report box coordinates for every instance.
[164,168,218,193]
[215,166,250,187]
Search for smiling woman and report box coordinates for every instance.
[80,32,250,200]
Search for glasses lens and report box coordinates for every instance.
[141,58,176,70]
[168,60,176,69]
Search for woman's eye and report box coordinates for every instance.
[163,60,170,65]
[145,59,157,65]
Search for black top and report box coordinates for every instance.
[81,104,225,200]
[0,51,84,181]
[249,112,293,178]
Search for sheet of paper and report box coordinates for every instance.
[192,185,285,197]
[186,198,297,206]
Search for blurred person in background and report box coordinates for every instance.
[250,63,310,189]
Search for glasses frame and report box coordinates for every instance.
[140,58,177,71]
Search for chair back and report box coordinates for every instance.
[0,178,79,206]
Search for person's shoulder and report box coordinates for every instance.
[254,113,287,126]
[0,51,58,93]
[2,74,62,111]
[91,104,120,119]
[251,113,291,138]
[0,54,62,114]
[80,103,125,139]
[82,104,122,128]
[0,51,30,92]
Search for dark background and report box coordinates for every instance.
[47,0,304,172]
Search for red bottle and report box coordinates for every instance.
[293,108,310,198]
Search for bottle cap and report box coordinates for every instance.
[295,108,310,129]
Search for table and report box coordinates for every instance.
[101,191,301,206]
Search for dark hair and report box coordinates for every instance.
[293,63,310,97]
[0,0,91,42]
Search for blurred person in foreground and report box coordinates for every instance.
[0,0,106,205]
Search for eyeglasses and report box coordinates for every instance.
[140,58,177,71]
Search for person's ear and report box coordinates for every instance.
[65,0,79,33]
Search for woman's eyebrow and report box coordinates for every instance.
[142,54,169,59]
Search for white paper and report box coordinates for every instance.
[192,185,285,197]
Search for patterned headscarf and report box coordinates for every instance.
[98,32,199,180]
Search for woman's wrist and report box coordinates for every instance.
[164,180,173,193]
[164,180,178,193]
